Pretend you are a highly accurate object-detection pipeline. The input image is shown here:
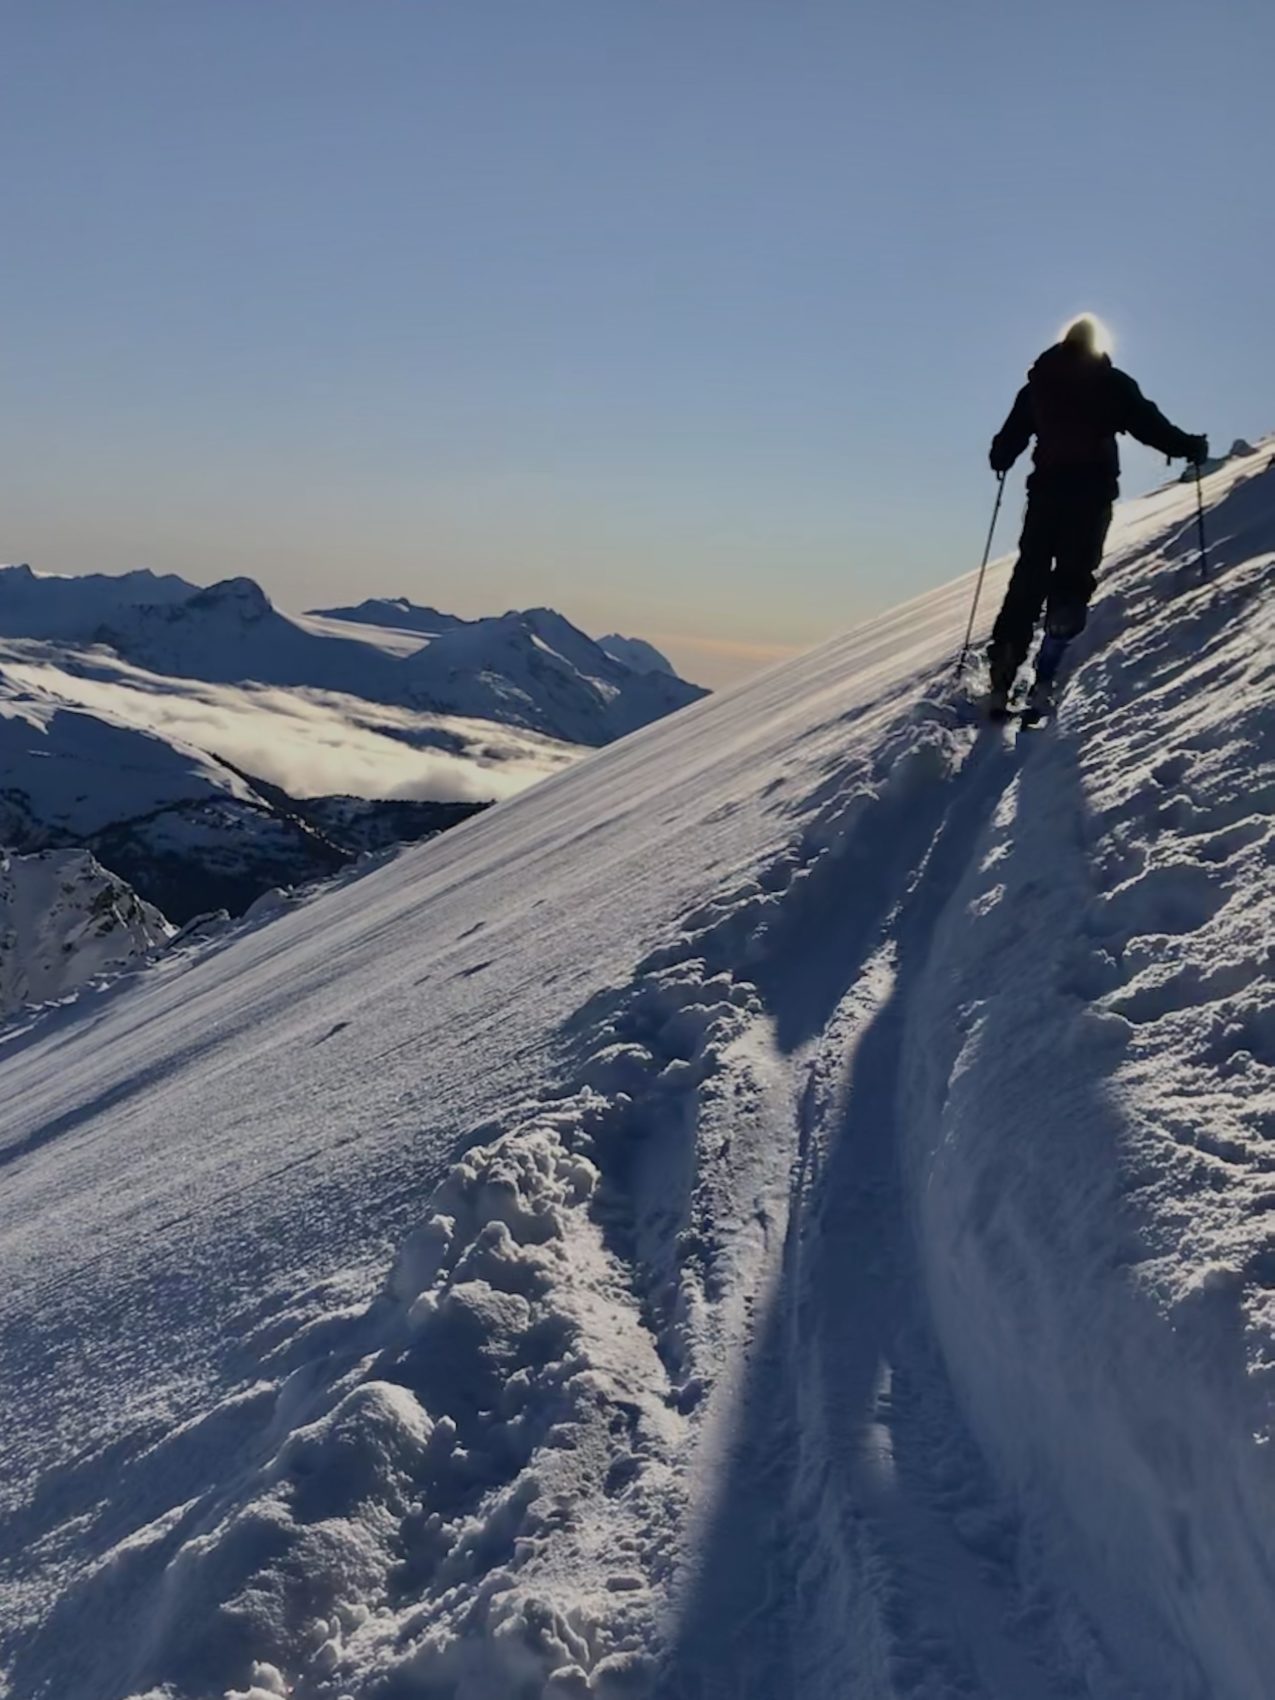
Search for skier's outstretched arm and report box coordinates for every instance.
[990,385,1032,473]
[1115,371,1206,462]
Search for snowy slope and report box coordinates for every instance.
[0,849,171,1019]
[0,449,1273,1700]
[291,613,435,659]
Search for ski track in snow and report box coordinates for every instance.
[0,449,1273,1697]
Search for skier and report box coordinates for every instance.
[986,315,1208,718]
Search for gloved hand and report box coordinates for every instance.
[989,443,1012,474]
[1183,433,1209,465]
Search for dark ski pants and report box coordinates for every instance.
[988,477,1113,681]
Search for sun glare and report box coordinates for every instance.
[1060,312,1115,357]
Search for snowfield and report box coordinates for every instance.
[1,448,1273,1699]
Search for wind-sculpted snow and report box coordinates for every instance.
[1,447,1273,1699]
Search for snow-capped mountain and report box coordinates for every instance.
[597,632,676,676]
[308,595,465,637]
[315,597,684,693]
[0,566,707,748]
[3,449,1272,1699]
[0,685,354,921]
[0,568,702,919]
[1178,435,1265,480]
[0,847,171,1019]
[90,575,413,700]
[394,605,702,744]
[0,562,196,639]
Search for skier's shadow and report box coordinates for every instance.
[659,730,1032,1695]
[753,729,1021,1055]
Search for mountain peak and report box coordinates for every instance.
[598,633,676,677]
[304,597,464,636]
[187,577,273,619]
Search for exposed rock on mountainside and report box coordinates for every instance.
[0,848,171,1018]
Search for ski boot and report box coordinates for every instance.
[1022,628,1071,725]
[985,639,1018,721]
[987,684,1012,720]
[1021,673,1056,726]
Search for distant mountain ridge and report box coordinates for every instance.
[309,596,464,637]
[0,564,706,748]
[0,562,195,639]
[313,595,682,684]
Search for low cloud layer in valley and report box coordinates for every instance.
[1,649,584,803]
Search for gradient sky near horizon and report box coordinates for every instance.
[3,1,1270,686]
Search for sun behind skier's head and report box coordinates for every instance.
[1060,313,1111,356]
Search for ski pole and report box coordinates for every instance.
[1194,461,1209,579]
[955,472,1005,677]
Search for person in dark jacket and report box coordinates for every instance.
[986,315,1207,709]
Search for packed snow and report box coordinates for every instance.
[0,447,1273,1699]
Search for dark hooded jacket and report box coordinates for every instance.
[991,341,1197,495]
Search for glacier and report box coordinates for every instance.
[0,448,1273,1698]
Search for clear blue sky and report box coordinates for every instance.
[3,1,1269,684]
